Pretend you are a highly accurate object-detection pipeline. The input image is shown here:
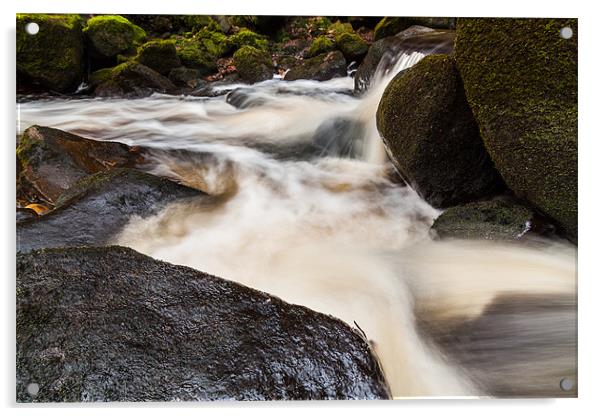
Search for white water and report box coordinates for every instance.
[18,51,577,397]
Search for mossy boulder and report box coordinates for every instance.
[83,15,146,61]
[431,199,535,240]
[376,55,504,207]
[16,14,84,93]
[136,40,181,75]
[307,36,335,58]
[230,28,269,51]
[455,18,578,240]
[233,46,273,83]
[328,21,354,37]
[374,17,456,40]
[284,51,347,81]
[174,39,217,75]
[92,61,177,97]
[335,32,368,62]
[197,28,233,57]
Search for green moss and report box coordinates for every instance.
[373,17,410,40]
[136,39,180,75]
[230,28,268,51]
[307,36,335,57]
[335,32,368,61]
[197,28,233,58]
[16,14,84,92]
[455,18,577,240]
[233,45,273,83]
[174,39,216,74]
[328,21,354,37]
[83,15,146,58]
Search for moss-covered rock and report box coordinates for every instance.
[284,51,347,81]
[455,18,577,240]
[168,67,200,88]
[92,61,177,97]
[174,39,217,75]
[431,199,535,240]
[197,28,233,57]
[376,55,504,207]
[83,15,146,60]
[328,21,354,37]
[335,32,368,62]
[374,17,456,40]
[307,36,335,58]
[16,14,84,93]
[230,28,269,51]
[233,46,273,83]
[136,40,180,75]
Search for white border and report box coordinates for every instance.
[3,0,600,414]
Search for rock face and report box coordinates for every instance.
[284,51,347,81]
[354,26,455,94]
[16,14,84,93]
[233,46,273,83]
[92,62,177,97]
[376,55,503,208]
[431,199,535,241]
[136,40,181,75]
[17,169,201,253]
[455,18,578,241]
[83,15,146,63]
[16,126,144,204]
[16,246,390,401]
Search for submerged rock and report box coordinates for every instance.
[17,246,390,401]
[431,199,535,241]
[226,88,268,109]
[377,55,504,208]
[284,51,347,81]
[233,46,273,84]
[311,117,366,158]
[16,14,84,93]
[455,18,578,241]
[16,125,144,204]
[17,169,201,253]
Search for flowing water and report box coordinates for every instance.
[18,49,577,398]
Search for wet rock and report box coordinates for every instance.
[284,51,347,81]
[16,125,144,204]
[83,15,146,66]
[17,246,390,401]
[431,199,536,241]
[92,62,178,98]
[168,67,201,89]
[17,169,201,253]
[455,18,578,241]
[376,55,504,208]
[226,88,267,109]
[354,26,455,94]
[311,117,366,158]
[374,17,456,40]
[16,14,84,93]
[136,40,181,75]
[233,46,273,84]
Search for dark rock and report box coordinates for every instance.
[136,40,181,75]
[311,117,366,158]
[83,15,146,64]
[431,199,536,240]
[284,51,347,81]
[354,26,455,94]
[168,67,200,88]
[16,125,144,204]
[455,18,577,241]
[17,169,201,253]
[376,55,504,208]
[374,17,456,40]
[16,14,84,93]
[226,88,267,109]
[93,62,178,98]
[233,46,273,84]
[16,246,390,401]
[16,208,38,223]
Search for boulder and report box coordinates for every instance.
[16,125,144,204]
[136,40,181,75]
[354,26,455,94]
[17,169,201,253]
[306,36,335,58]
[168,67,201,88]
[17,246,390,401]
[233,46,273,84]
[374,17,456,40]
[83,15,146,63]
[226,88,267,109]
[175,39,218,75]
[92,61,178,97]
[455,18,578,241]
[431,199,536,241]
[284,51,347,81]
[230,28,269,51]
[335,32,368,62]
[16,14,84,93]
[376,55,504,207]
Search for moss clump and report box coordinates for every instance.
[335,32,368,61]
[174,39,217,75]
[376,55,503,207]
[328,21,354,37]
[455,18,577,241]
[431,199,534,241]
[16,14,84,92]
[307,36,335,57]
[197,28,233,58]
[233,45,273,83]
[136,40,180,75]
[83,15,146,59]
[230,28,269,51]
